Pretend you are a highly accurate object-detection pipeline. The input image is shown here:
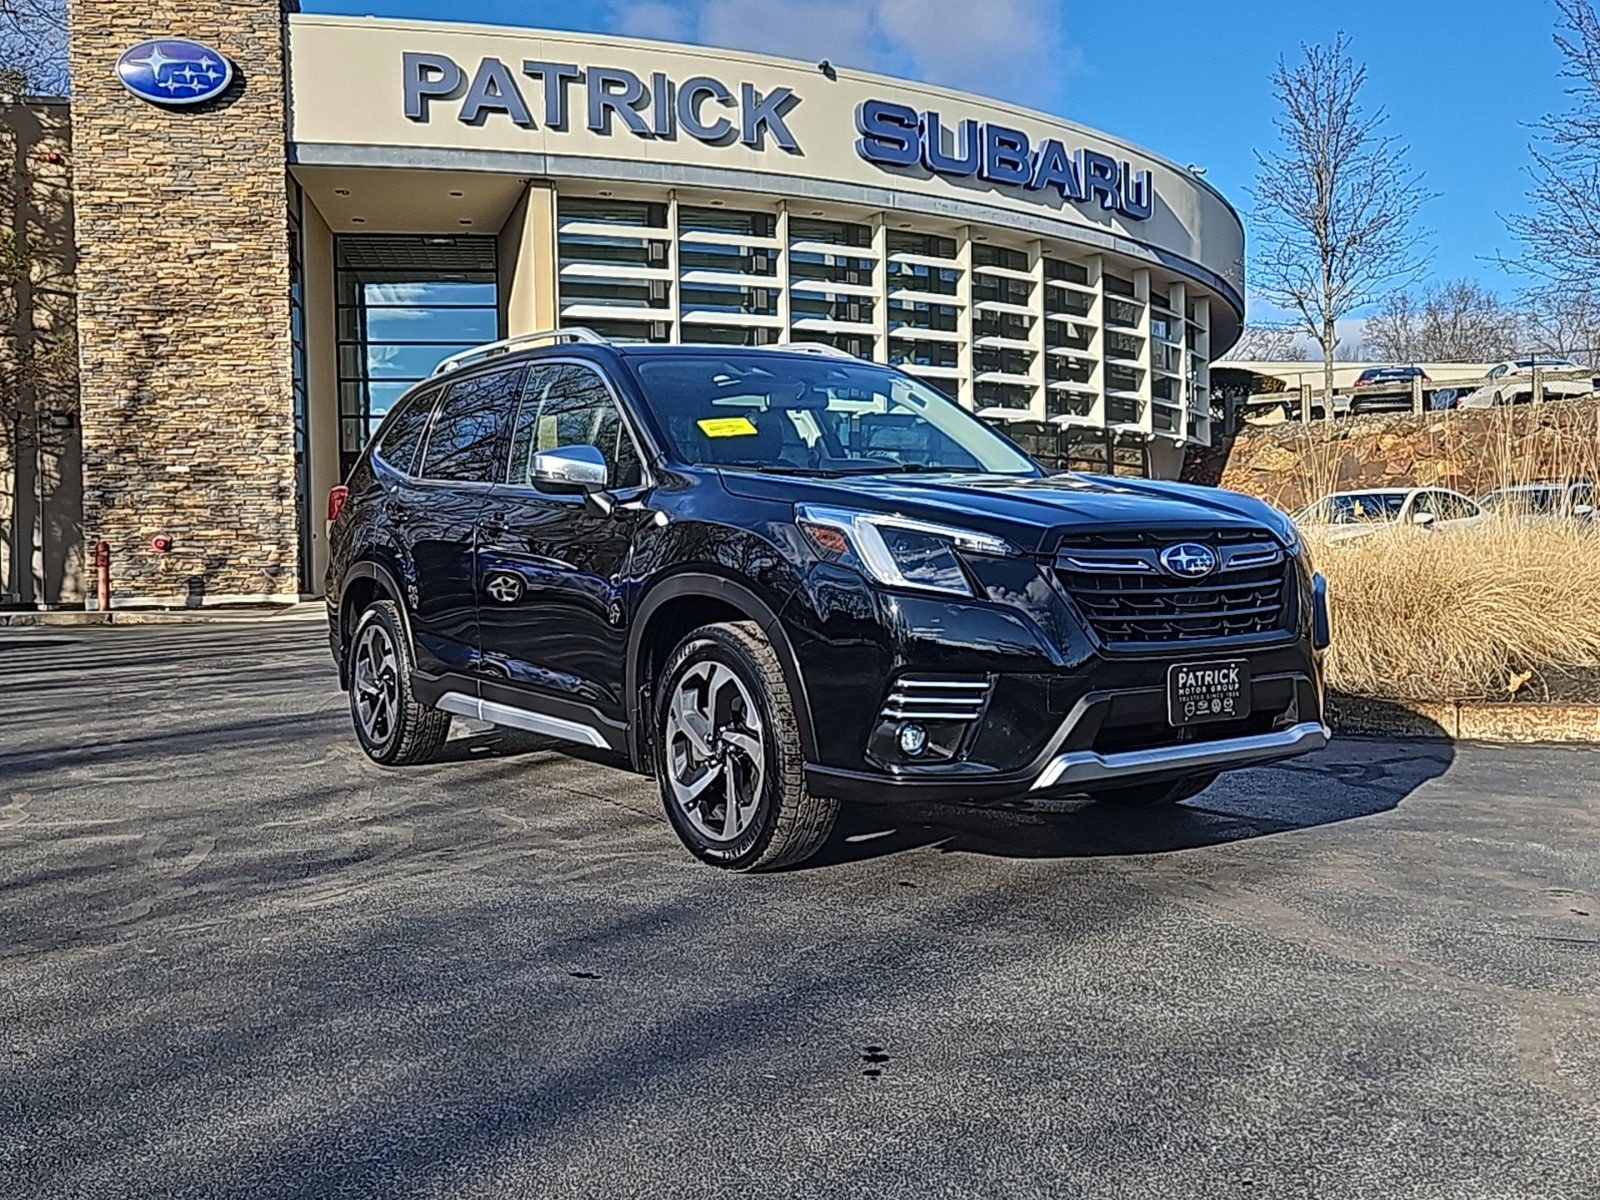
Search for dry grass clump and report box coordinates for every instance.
[1313,518,1600,701]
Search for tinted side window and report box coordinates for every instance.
[373,387,439,475]
[508,364,643,490]
[1436,492,1478,521]
[419,366,524,483]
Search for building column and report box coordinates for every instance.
[302,194,338,590]
[499,181,558,337]
[67,1,299,605]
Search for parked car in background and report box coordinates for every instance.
[1294,487,1487,542]
[1349,366,1430,414]
[1458,357,1595,408]
[1477,481,1597,523]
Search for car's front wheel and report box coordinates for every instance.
[655,621,838,871]
[347,600,451,766]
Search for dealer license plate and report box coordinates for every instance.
[1167,660,1251,726]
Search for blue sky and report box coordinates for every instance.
[303,0,1571,315]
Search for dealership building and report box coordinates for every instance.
[0,1,1246,608]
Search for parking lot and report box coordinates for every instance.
[2,620,1599,1198]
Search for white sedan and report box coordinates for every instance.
[1294,487,1487,542]
[1457,357,1594,408]
[1478,481,1597,523]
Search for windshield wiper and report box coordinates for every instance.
[747,462,950,477]
[746,464,858,477]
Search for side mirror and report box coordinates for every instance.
[1412,510,1436,527]
[531,445,614,516]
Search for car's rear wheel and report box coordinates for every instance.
[655,621,837,871]
[1087,771,1218,808]
[348,600,451,766]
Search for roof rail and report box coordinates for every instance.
[433,327,609,375]
[763,342,860,361]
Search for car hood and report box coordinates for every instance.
[717,469,1293,556]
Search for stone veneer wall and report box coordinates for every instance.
[1186,399,1600,512]
[67,1,298,603]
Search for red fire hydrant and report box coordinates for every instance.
[94,540,111,612]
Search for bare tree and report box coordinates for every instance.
[1218,323,1308,362]
[0,0,66,96]
[1249,33,1431,411]
[1507,1,1600,285]
[1519,283,1600,359]
[1363,278,1521,362]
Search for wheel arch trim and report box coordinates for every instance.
[338,560,416,685]
[626,572,816,770]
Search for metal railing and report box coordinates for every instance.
[1244,366,1600,423]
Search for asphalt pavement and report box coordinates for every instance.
[2,620,1599,1199]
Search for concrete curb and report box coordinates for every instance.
[0,605,327,627]
[1328,693,1600,744]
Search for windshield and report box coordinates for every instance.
[626,352,1041,477]
[1304,493,1410,524]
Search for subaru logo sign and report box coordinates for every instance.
[1158,542,1218,578]
[116,38,233,107]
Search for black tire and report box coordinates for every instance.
[654,621,837,871]
[1087,771,1218,809]
[347,599,451,766]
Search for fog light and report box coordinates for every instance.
[898,722,928,756]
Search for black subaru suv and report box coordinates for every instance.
[326,331,1329,871]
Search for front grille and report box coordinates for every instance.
[879,676,993,721]
[1054,527,1290,647]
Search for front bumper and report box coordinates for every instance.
[1030,720,1328,792]
[804,664,1327,806]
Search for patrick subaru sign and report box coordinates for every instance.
[116,38,234,106]
[396,52,1153,220]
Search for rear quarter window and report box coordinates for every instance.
[372,387,440,475]
[419,366,525,483]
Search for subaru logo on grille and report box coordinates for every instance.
[116,39,234,107]
[1158,542,1218,578]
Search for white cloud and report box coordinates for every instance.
[613,0,1078,106]
[876,0,1079,104]
[699,1,878,71]
[617,2,693,42]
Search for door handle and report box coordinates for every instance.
[481,514,509,537]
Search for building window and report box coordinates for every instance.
[333,234,499,475]
[556,196,672,342]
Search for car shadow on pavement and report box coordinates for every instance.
[801,737,1454,867]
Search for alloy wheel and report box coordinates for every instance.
[353,620,400,748]
[664,661,766,843]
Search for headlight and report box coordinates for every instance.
[795,504,1016,596]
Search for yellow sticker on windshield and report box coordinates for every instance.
[698,416,758,438]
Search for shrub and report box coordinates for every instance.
[1313,519,1600,701]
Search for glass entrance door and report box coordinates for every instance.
[334,235,500,478]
